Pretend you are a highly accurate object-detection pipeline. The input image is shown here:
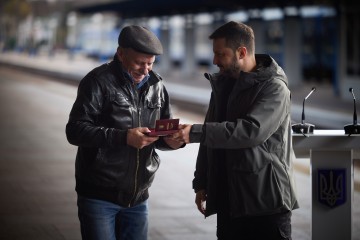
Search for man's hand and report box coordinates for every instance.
[171,124,192,144]
[127,127,159,149]
[163,136,184,149]
[195,189,207,215]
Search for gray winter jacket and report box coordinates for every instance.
[191,54,299,217]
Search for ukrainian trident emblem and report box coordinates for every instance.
[318,169,346,208]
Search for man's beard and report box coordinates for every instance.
[219,57,241,79]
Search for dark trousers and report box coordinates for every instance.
[217,211,292,240]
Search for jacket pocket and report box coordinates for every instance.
[92,147,131,186]
[110,93,133,128]
[146,95,163,108]
[230,163,284,215]
[144,97,164,128]
[113,93,131,107]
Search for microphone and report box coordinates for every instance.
[344,88,360,135]
[292,87,316,134]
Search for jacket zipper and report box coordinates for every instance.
[129,84,141,207]
[129,148,140,207]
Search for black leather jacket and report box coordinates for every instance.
[66,55,174,207]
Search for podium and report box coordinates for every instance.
[292,130,360,240]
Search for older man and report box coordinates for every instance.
[66,25,183,240]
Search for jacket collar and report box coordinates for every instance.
[206,54,288,91]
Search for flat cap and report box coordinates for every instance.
[118,25,163,55]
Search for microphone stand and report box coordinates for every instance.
[344,88,360,135]
[292,87,316,135]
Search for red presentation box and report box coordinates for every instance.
[146,119,180,136]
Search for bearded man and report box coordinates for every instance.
[173,21,299,240]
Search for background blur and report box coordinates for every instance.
[1,1,360,239]
[0,0,359,97]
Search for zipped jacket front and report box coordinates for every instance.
[66,55,173,207]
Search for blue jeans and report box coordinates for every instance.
[77,195,148,240]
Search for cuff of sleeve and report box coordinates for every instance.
[189,124,204,143]
[193,181,204,193]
